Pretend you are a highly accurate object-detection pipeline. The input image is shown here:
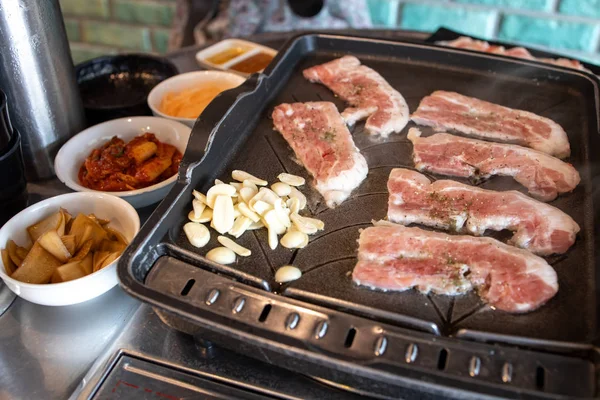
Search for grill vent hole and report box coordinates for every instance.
[258,304,272,322]
[180,279,195,296]
[344,328,356,348]
[536,366,545,390]
[437,348,448,370]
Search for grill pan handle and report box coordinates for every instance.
[179,75,261,179]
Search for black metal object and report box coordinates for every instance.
[0,90,13,155]
[118,33,600,399]
[287,0,324,17]
[80,305,392,400]
[92,354,277,399]
[0,130,27,225]
[76,54,178,126]
[0,88,24,224]
[427,27,600,76]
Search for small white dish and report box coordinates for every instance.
[195,38,256,70]
[147,70,246,127]
[54,116,191,208]
[195,38,277,76]
[0,192,140,306]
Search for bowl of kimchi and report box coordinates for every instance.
[54,116,191,208]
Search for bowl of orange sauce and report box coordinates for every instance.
[147,71,245,127]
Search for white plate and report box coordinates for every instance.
[0,192,140,306]
[147,70,246,127]
[54,116,191,208]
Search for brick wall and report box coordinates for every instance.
[367,0,600,65]
[60,0,177,64]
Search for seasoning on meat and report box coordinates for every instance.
[407,128,580,202]
[302,56,409,137]
[438,36,592,73]
[272,102,368,208]
[387,168,579,255]
[411,91,570,158]
[352,222,558,313]
[78,133,182,191]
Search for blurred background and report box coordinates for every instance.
[61,0,600,66]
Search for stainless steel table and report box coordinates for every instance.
[0,30,429,400]
[0,181,145,400]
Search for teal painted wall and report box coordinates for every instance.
[367,0,600,65]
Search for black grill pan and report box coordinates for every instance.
[118,34,600,399]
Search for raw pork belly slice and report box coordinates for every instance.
[411,91,570,158]
[272,102,368,207]
[387,168,580,255]
[302,56,409,137]
[438,36,591,73]
[352,222,558,313]
[407,128,580,202]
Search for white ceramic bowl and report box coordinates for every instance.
[55,116,191,208]
[147,70,246,127]
[0,192,140,306]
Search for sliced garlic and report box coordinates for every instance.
[289,187,307,210]
[258,188,280,205]
[206,184,237,208]
[247,220,265,230]
[233,204,242,219]
[275,265,302,283]
[263,209,286,235]
[206,247,236,264]
[242,180,259,192]
[290,213,324,234]
[278,173,305,187]
[286,197,300,214]
[271,182,291,197]
[192,199,206,219]
[232,170,267,186]
[251,200,272,216]
[183,222,210,248]
[190,172,318,258]
[268,228,278,250]
[229,216,252,238]
[248,190,264,209]
[239,187,257,204]
[280,230,308,249]
[299,232,309,248]
[192,190,207,204]
[188,208,213,223]
[212,195,235,234]
[237,202,261,222]
[273,198,291,228]
[297,214,324,229]
[218,236,251,257]
[289,214,316,234]
[229,182,243,191]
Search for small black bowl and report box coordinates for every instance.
[76,54,178,126]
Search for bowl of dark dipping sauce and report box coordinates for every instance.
[76,54,178,126]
